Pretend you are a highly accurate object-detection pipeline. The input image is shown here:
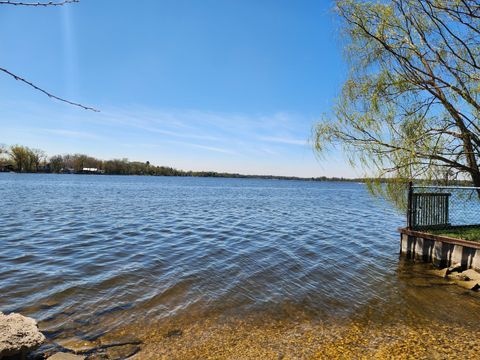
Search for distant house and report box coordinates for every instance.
[80,167,104,175]
[82,167,98,173]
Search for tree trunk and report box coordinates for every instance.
[469,170,480,198]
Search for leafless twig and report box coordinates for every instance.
[0,0,96,111]
[0,0,78,6]
[0,67,99,112]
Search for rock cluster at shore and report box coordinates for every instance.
[0,311,142,360]
[3,263,480,359]
[33,335,142,360]
[0,312,45,359]
[428,263,480,290]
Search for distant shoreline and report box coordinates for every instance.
[3,172,472,187]
[0,170,365,183]
[0,144,364,182]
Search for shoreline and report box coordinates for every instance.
[26,260,480,359]
[0,171,363,183]
[29,306,480,359]
[131,315,480,359]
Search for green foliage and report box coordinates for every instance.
[8,145,45,172]
[315,0,480,205]
[428,226,480,242]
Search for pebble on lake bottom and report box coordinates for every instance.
[106,316,480,359]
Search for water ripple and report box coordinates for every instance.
[0,174,406,338]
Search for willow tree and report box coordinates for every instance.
[315,0,480,201]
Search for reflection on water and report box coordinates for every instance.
[1,174,480,357]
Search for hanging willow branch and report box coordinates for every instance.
[0,67,99,112]
[314,0,480,204]
[0,0,78,6]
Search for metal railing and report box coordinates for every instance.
[407,182,480,230]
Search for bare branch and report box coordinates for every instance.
[0,0,78,6]
[0,67,99,112]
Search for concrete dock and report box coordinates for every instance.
[399,228,480,270]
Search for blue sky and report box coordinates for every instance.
[0,0,356,177]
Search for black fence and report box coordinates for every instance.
[407,183,480,230]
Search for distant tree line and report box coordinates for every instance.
[0,144,362,181]
[0,144,185,176]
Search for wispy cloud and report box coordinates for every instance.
[258,136,308,146]
[93,109,223,142]
[38,128,102,140]
[70,106,314,155]
[259,147,278,155]
[166,140,237,155]
[2,101,315,159]
[189,143,236,155]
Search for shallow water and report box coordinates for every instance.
[1,174,480,356]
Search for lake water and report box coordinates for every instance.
[2,174,480,358]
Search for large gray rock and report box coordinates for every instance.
[0,312,45,358]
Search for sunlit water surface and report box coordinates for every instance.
[1,174,480,351]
